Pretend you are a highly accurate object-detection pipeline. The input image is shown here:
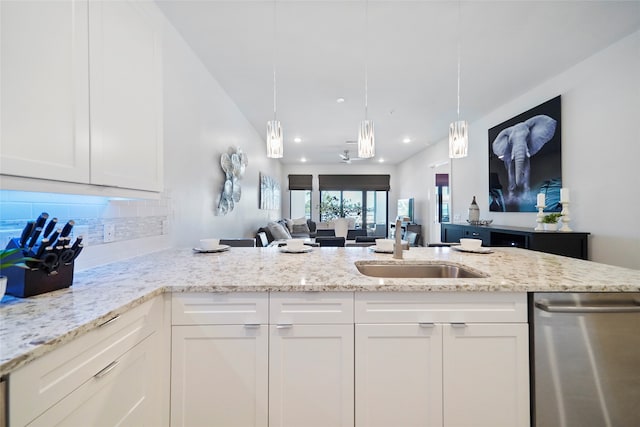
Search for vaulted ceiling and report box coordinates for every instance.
[156,0,640,165]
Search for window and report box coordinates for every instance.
[288,174,312,219]
[318,175,390,236]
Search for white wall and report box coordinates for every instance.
[282,163,398,223]
[401,30,640,269]
[395,141,449,244]
[162,18,282,248]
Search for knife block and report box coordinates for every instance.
[2,239,74,298]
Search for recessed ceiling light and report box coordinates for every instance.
[378,158,384,163]
[336,97,345,103]
[301,157,307,162]
[403,138,411,144]
[294,137,302,143]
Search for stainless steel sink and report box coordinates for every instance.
[354,261,487,279]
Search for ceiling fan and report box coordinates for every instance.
[339,149,363,164]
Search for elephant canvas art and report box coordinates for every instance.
[488,96,562,213]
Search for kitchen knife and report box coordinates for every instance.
[70,235,83,251]
[19,221,35,247]
[35,239,49,259]
[34,212,49,229]
[59,220,75,239]
[27,227,43,250]
[48,228,62,247]
[71,244,84,262]
[42,217,58,239]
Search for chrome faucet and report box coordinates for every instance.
[393,217,410,259]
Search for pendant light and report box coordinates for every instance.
[266,0,283,158]
[449,0,468,159]
[358,0,375,159]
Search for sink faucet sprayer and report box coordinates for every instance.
[393,217,411,259]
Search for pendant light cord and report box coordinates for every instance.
[273,0,277,121]
[456,0,461,120]
[364,0,369,120]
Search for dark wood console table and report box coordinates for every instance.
[441,223,590,260]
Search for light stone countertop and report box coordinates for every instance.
[1,246,639,376]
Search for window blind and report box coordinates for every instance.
[288,174,313,190]
[318,175,390,191]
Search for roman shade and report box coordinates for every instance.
[288,174,312,190]
[318,175,390,191]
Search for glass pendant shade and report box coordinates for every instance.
[266,120,283,158]
[358,120,375,158]
[449,120,468,158]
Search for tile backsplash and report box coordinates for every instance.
[0,190,170,251]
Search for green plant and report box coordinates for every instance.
[542,213,562,224]
[0,248,35,271]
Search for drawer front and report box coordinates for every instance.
[10,296,163,427]
[355,292,527,324]
[462,227,490,243]
[270,292,354,324]
[172,293,269,325]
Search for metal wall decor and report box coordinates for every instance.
[218,146,248,215]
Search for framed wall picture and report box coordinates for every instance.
[259,172,281,210]
[488,95,562,212]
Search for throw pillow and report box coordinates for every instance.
[292,216,307,225]
[268,221,292,240]
[291,223,311,235]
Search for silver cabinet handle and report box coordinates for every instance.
[98,315,120,328]
[535,300,640,313]
[418,322,435,328]
[471,232,480,236]
[244,324,261,329]
[276,324,293,329]
[94,360,119,379]
[451,322,467,328]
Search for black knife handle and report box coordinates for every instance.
[43,218,58,239]
[71,235,83,251]
[35,239,49,258]
[20,221,35,247]
[34,212,49,229]
[48,228,62,247]
[27,227,43,249]
[59,220,75,238]
[71,244,84,261]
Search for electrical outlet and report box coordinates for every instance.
[73,225,89,246]
[103,224,115,243]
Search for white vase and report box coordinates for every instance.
[0,276,7,302]
[543,223,558,231]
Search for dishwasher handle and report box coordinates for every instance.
[535,300,640,314]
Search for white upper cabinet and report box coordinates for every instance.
[0,0,163,194]
[89,0,163,192]
[0,0,90,183]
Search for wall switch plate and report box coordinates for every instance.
[103,224,115,243]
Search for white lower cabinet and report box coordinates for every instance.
[9,295,167,427]
[354,292,530,427]
[269,324,354,427]
[170,324,268,427]
[170,292,529,427]
[355,323,444,427]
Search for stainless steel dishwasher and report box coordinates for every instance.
[530,292,640,427]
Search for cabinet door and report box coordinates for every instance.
[441,225,463,244]
[355,324,443,427]
[171,325,268,427]
[26,334,162,427]
[269,324,354,427]
[89,0,163,192]
[443,323,529,427]
[0,0,90,183]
